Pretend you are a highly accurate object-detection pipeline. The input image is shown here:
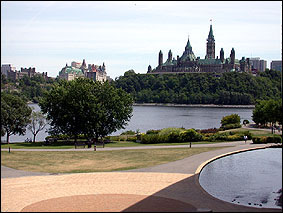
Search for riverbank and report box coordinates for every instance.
[133,103,255,108]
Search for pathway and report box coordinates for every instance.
[1,141,281,212]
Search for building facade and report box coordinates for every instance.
[249,57,267,72]
[270,60,282,72]
[147,24,251,74]
[1,64,48,81]
[59,59,107,82]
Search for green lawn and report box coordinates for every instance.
[1,127,275,150]
[1,146,228,173]
[1,140,230,149]
[220,127,273,136]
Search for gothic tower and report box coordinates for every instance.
[230,48,235,64]
[158,50,163,67]
[168,49,172,61]
[206,24,215,59]
[148,65,152,72]
[220,48,224,63]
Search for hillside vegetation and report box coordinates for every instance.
[113,69,281,105]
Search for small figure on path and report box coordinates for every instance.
[244,135,247,144]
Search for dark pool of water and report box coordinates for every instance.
[199,148,282,209]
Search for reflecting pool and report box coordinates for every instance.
[199,148,282,209]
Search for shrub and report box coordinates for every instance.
[180,129,203,142]
[168,131,182,143]
[227,135,243,141]
[221,114,240,125]
[126,136,137,142]
[141,134,161,144]
[232,131,252,140]
[146,129,161,135]
[108,136,120,141]
[121,130,136,135]
[219,123,241,131]
[158,127,184,136]
[252,136,282,144]
[199,128,219,134]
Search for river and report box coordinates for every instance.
[1,103,253,143]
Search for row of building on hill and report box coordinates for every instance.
[58,59,110,82]
[147,24,282,75]
[1,64,49,81]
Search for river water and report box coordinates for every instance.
[199,148,282,209]
[1,104,253,143]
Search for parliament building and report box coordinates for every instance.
[147,24,251,74]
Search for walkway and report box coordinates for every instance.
[1,141,281,212]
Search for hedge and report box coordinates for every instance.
[252,136,282,144]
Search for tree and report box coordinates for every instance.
[84,81,133,141]
[27,111,47,143]
[39,78,133,143]
[221,114,241,126]
[252,100,269,127]
[252,99,282,133]
[1,92,32,144]
[220,114,241,130]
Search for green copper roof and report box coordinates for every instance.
[163,58,177,66]
[185,36,192,51]
[60,66,84,75]
[180,36,196,61]
[198,58,222,65]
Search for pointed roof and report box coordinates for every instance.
[180,35,196,61]
[208,24,215,40]
[185,35,192,51]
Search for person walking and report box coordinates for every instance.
[244,135,247,144]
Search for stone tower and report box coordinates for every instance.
[220,48,224,63]
[230,48,235,64]
[206,24,215,59]
[148,65,152,72]
[168,50,172,62]
[158,50,163,67]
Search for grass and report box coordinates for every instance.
[1,146,228,173]
[219,127,273,136]
[1,140,230,149]
[1,127,276,150]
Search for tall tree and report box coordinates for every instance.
[27,111,47,143]
[252,99,282,133]
[1,92,32,144]
[39,78,133,143]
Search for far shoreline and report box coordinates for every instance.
[28,101,255,109]
[133,103,255,109]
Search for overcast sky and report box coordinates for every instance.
[1,1,282,79]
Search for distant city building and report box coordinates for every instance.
[1,64,16,77]
[1,64,48,81]
[270,60,282,72]
[249,57,267,72]
[147,24,251,74]
[59,59,107,82]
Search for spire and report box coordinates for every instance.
[208,24,214,40]
[185,35,192,52]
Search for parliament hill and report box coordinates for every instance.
[147,24,252,74]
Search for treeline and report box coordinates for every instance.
[1,74,60,103]
[113,69,281,105]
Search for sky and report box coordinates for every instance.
[1,1,282,79]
